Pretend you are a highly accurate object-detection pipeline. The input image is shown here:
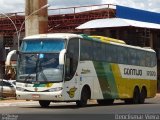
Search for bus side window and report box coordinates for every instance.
[151,53,157,67]
[139,51,146,66]
[128,48,137,65]
[117,46,128,64]
[145,52,151,67]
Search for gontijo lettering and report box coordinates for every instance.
[124,68,142,76]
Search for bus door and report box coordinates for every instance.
[63,38,80,100]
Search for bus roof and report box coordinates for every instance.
[90,36,126,44]
[24,33,82,40]
[24,33,155,53]
[81,34,155,53]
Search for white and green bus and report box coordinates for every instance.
[15,33,157,107]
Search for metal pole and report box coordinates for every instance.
[1,66,3,99]
[0,65,4,99]
[18,4,50,50]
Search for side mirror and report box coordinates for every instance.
[5,50,17,66]
[59,49,66,65]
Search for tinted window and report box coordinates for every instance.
[117,46,128,64]
[128,49,137,65]
[65,38,79,80]
[137,50,145,66]
[21,39,65,52]
[80,39,93,60]
[93,42,106,61]
[106,44,117,63]
[80,39,156,67]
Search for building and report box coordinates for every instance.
[0,4,160,90]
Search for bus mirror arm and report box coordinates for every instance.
[59,49,66,65]
[5,50,17,66]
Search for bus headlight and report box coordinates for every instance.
[16,87,26,92]
[49,87,63,92]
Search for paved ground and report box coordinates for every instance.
[0,94,160,107]
[0,95,160,120]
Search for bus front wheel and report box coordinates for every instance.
[76,86,90,107]
[39,100,51,108]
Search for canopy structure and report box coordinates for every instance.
[77,18,160,29]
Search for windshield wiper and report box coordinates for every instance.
[24,74,33,83]
[23,55,37,83]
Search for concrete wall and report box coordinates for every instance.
[25,0,48,36]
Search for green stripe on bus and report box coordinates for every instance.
[93,62,118,99]
[33,84,46,87]
[103,63,118,98]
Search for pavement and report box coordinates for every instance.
[155,93,160,98]
[0,98,38,107]
[0,99,25,103]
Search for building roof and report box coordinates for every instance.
[76,18,160,29]
[116,5,160,24]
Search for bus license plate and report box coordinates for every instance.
[32,94,40,99]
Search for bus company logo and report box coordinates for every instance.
[124,68,142,76]
[67,87,77,98]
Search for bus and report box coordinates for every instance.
[14,33,157,107]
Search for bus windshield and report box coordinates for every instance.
[20,39,65,52]
[17,39,65,83]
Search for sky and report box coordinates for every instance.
[0,0,160,13]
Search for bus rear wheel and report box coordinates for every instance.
[132,87,140,104]
[39,100,50,108]
[97,99,114,105]
[124,87,140,104]
[139,87,147,104]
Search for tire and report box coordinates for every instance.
[76,87,90,107]
[39,100,50,108]
[97,99,114,105]
[132,87,140,104]
[139,88,147,104]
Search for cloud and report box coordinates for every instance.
[49,0,160,13]
[48,0,101,8]
[0,0,159,13]
[0,0,24,13]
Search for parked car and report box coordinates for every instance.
[0,80,16,98]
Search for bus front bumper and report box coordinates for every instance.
[16,91,64,101]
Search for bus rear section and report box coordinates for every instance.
[80,35,157,105]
